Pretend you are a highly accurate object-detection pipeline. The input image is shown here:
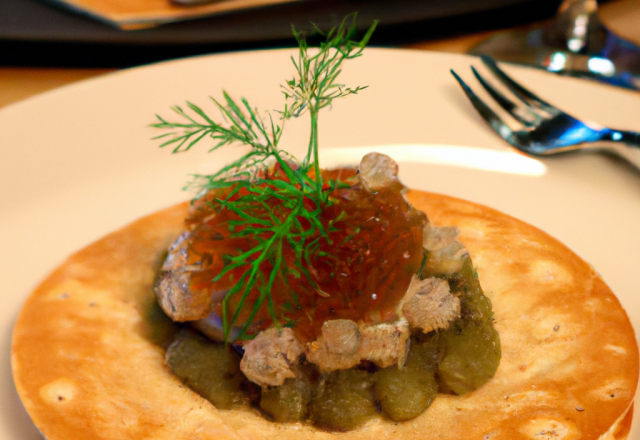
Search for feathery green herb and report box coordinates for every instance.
[152,14,377,341]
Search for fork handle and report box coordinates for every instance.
[602,129,640,170]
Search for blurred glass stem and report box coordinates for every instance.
[468,0,640,90]
[549,0,601,53]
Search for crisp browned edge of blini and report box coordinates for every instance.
[12,191,639,440]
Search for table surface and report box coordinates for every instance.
[1,0,638,110]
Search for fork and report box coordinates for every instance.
[451,55,640,171]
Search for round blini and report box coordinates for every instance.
[12,191,639,440]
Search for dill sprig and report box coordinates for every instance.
[152,14,377,341]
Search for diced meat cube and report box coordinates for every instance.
[402,277,460,333]
[305,318,410,372]
[155,231,227,322]
[306,319,361,371]
[156,270,211,322]
[240,328,304,387]
[358,319,411,368]
[322,319,360,355]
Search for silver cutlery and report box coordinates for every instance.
[451,55,640,171]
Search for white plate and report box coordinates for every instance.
[1,48,639,439]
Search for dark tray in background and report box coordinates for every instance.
[0,0,563,67]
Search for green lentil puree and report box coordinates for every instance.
[165,254,501,431]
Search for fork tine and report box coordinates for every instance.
[450,69,514,142]
[480,55,555,113]
[470,66,541,127]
